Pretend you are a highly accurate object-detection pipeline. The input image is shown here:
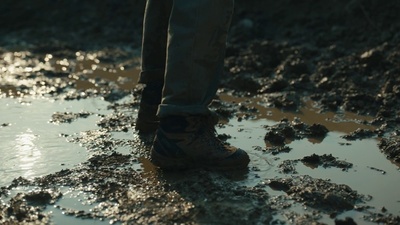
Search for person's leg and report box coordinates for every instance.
[136,0,172,133]
[139,0,173,85]
[151,0,250,170]
[158,0,234,117]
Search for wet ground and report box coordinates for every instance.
[1,0,400,224]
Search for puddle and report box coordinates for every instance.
[218,119,400,224]
[217,95,399,223]
[2,93,398,223]
[0,97,113,187]
[2,186,117,225]
[219,93,376,133]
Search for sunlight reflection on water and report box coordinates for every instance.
[14,129,42,178]
[0,97,112,187]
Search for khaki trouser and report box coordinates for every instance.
[138,0,234,118]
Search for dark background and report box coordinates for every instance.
[1,0,399,50]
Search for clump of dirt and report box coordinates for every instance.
[264,118,329,146]
[96,112,134,132]
[1,189,61,224]
[50,111,92,124]
[341,128,376,140]
[301,154,353,171]
[265,175,366,214]
[278,154,353,174]
[364,212,400,225]
[379,134,400,163]
[264,145,293,155]
[87,152,132,168]
[277,160,298,174]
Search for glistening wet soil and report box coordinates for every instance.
[1,0,400,224]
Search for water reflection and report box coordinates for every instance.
[219,94,376,134]
[14,129,42,178]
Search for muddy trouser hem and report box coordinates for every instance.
[140,0,234,117]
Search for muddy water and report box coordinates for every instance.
[219,119,399,223]
[218,95,400,223]
[2,94,399,224]
[1,57,399,224]
[0,97,114,187]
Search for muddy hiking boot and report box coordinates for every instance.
[135,83,163,133]
[151,115,250,171]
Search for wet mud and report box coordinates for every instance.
[1,0,400,224]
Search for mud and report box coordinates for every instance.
[278,153,353,174]
[379,135,400,164]
[266,175,366,214]
[264,119,329,145]
[1,0,400,224]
